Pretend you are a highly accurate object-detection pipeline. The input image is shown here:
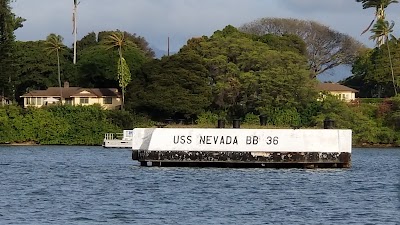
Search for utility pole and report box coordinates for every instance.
[73,0,78,64]
[167,36,170,56]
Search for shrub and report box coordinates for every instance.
[196,111,219,125]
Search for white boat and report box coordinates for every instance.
[102,130,133,148]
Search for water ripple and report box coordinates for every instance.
[0,146,399,224]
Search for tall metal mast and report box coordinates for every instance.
[73,0,78,64]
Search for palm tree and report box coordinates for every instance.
[104,31,132,110]
[370,19,397,95]
[356,0,398,46]
[45,34,66,103]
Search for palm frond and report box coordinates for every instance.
[44,33,66,54]
[362,19,376,35]
[103,31,135,51]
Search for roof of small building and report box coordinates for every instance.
[317,83,358,93]
[21,86,121,98]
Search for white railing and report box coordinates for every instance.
[104,133,123,140]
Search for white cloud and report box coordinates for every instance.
[12,0,400,51]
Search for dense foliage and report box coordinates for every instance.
[172,26,317,122]
[0,0,25,99]
[0,105,153,145]
[343,40,400,98]
[1,1,400,147]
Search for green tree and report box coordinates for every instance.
[13,41,63,102]
[346,41,400,97]
[76,31,97,52]
[99,30,155,58]
[251,33,307,56]
[315,96,384,145]
[356,0,398,46]
[370,19,397,95]
[181,26,316,122]
[104,31,133,110]
[76,32,148,89]
[77,45,119,88]
[11,40,76,104]
[127,51,212,119]
[45,34,66,102]
[0,0,25,100]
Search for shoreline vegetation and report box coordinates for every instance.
[2,0,400,151]
[0,26,400,147]
[1,101,400,148]
[2,26,400,148]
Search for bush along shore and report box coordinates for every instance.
[0,105,152,146]
[1,95,400,147]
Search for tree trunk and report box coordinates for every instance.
[121,87,125,110]
[57,49,63,104]
[387,42,397,95]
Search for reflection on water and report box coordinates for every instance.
[0,146,399,225]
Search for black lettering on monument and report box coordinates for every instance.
[173,136,179,144]
[253,136,259,145]
[199,136,205,144]
[246,136,251,145]
[225,136,230,144]
[266,136,279,145]
[174,135,193,144]
[199,135,239,145]
[206,136,212,145]
[246,136,258,145]
[181,136,187,144]
[266,136,272,145]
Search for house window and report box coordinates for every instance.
[37,97,42,105]
[103,97,112,104]
[65,98,73,105]
[30,97,36,105]
[80,97,89,104]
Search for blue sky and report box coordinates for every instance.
[10,0,400,80]
[13,0,400,50]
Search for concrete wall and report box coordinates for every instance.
[132,128,352,153]
[132,128,352,168]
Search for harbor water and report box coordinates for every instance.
[0,146,399,225]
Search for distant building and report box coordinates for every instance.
[317,83,358,102]
[20,82,122,110]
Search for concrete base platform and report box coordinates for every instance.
[133,150,351,168]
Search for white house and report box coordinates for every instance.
[317,83,358,102]
[20,82,122,109]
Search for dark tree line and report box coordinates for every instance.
[2,1,400,146]
[0,0,24,99]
